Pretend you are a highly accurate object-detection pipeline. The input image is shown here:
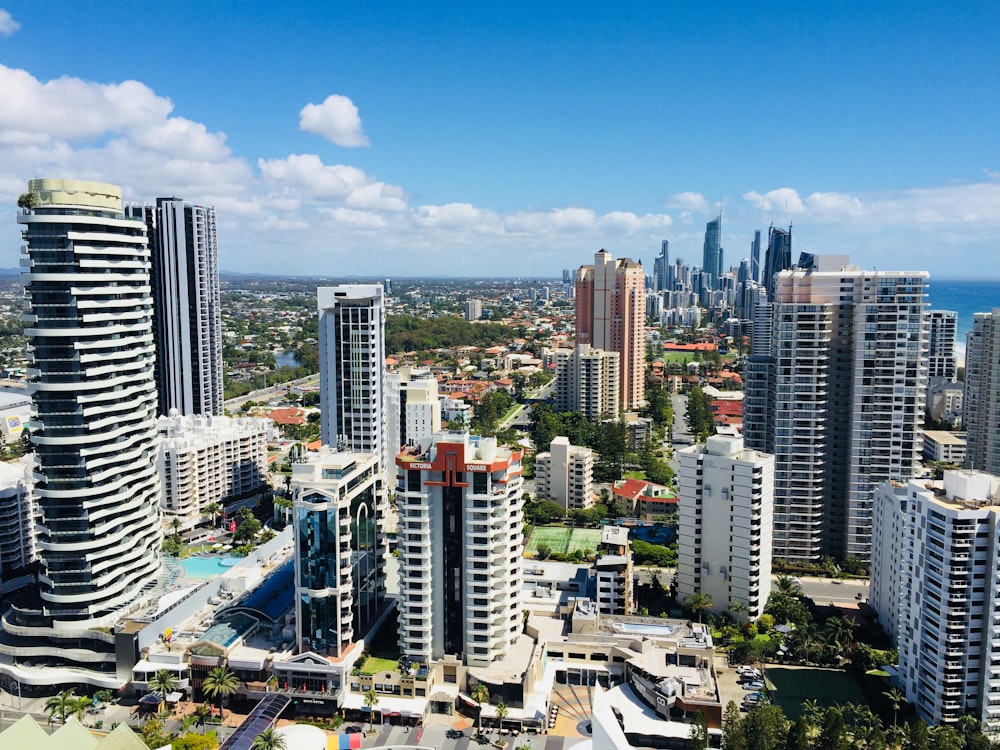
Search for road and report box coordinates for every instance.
[790,576,869,605]
[224,373,319,412]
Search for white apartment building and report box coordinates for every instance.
[291,450,384,658]
[0,458,34,583]
[318,285,387,471]
[386,367,442,457]
[534,436,595,511]
[395,432,523,668]
[550,344,620,421]
[964,310,1000,474]
[871,470,1000,731]
[441,396,473,428]
[677,435,774,620]
[922,431,967,466]
[157,413,273,531]
[126,198,223,417]
[464,299,483,321]
[594,525,634,616]
[743,254,928,561]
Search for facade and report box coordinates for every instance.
[464,299,483,321]
[677,435,774,620]
[534,436,595,510]
[395,432,523,668]
[318,285,387,470]
[871,471,1000,731]
[964,310,1000,474]
[922,430,967,465]
[701,215,722,289]
[291,450,384,658]
[0,459,34,585]
[0,391,31,445]
[743,255,928,561]
[126,198,222,417]
[594,525,634,615]
[575,250,645,410]
[157,413,273,531]
[16,179,162,628]
[927,310,958,383]
[551,344,620,421]
[385,366,442,457]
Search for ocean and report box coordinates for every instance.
[928,279,1000,355]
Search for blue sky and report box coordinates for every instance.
[0,1,997,277]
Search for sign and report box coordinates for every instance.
[466,464,487,472]
[408,462,432,470]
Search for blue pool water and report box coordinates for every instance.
[180,556,241,579]
[618,623,675,636]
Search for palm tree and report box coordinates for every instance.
[363,688,379,733]
[472,683,490,735]
[44,689,78,725]
[149,669,178,697]
[883,687,906,728]
[728,599,747,623]
[179,714,199,734]
[202,665,238,723]
[495,701,508,740]
[170,516,183,536]
[251,727,288,750]
[684,592,713,624]
[193,703,212,731]
[203,502,223,529]
[775,575,803,597]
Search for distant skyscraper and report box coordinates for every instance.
[743,255,928,561]
[127,198,222,417]
[549,344,620,421]
[464,299,483,321]
[318,285,387,470]
[395,433,523,668]
[653,240,669,292]
[762,225,792,297]
[750,230,762,283]
[385,366,441,457]
[16,179,162,630]
[927,310,958,383]
[964,310,1000,474]
[575,250,645,410]
[702,215,722,289]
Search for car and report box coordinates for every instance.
[344,726,363,734]
[743,681,765,690]
[737,666,762,677]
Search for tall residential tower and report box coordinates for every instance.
[126,198,222,417]
[964,310,1000,473]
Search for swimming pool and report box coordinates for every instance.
[617,622,675,636]
[180,556,241,579]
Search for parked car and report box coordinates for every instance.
[742,681,766,691]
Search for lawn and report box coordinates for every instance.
[765,667,893,722]
[525,526,602,556]
[357,656,398,675]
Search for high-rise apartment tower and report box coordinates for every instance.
[964,310,1000,474]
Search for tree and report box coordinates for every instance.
[775,575,803,597]
[742,704,787,750]
[496,701,508,740]
[173,734,219,750]
[472,682,490,735]
[251,727,288,750]
[149,668,178,697]
[689,711,709,750]
[203,502,223,529]
[363,688,379,732]
[723,701,745,750]
[202,665,238,722]
[44,689,79,725]
[905,719,930,750]
[884,687,906,729]
[786,715,811,750]
[818,707,847,750]
[684,592,714,623]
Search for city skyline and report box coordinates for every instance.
[0,3,996,278]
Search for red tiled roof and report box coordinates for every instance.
[613,478,648,501]
[268,407,306,425]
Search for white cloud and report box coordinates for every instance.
[413,202,499,230]
[665,192,710,213]
[322,207,388,230]
[299,94,369,147]
[257,153,407,213]
[0,9,20,37]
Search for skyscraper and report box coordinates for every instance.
[701,215,722,288]
[318,285,387,470]
[126,198,223,417]
[653,240,669,292]
[15,179,162,628]
[926,310,958,383]
[761,225,792,298]
[750,230,761,284]
[964,310,1000,474]
[574,250,645,410]
[395,433,523,668]
[743,255,928,561]
[549,344,620,421]
[385,366,442,457]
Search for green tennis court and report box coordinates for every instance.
[526,526,602,556]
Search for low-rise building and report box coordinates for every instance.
[0,458,34,593]
[922,430,967,465]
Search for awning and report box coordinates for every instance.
[132,660,189,673]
